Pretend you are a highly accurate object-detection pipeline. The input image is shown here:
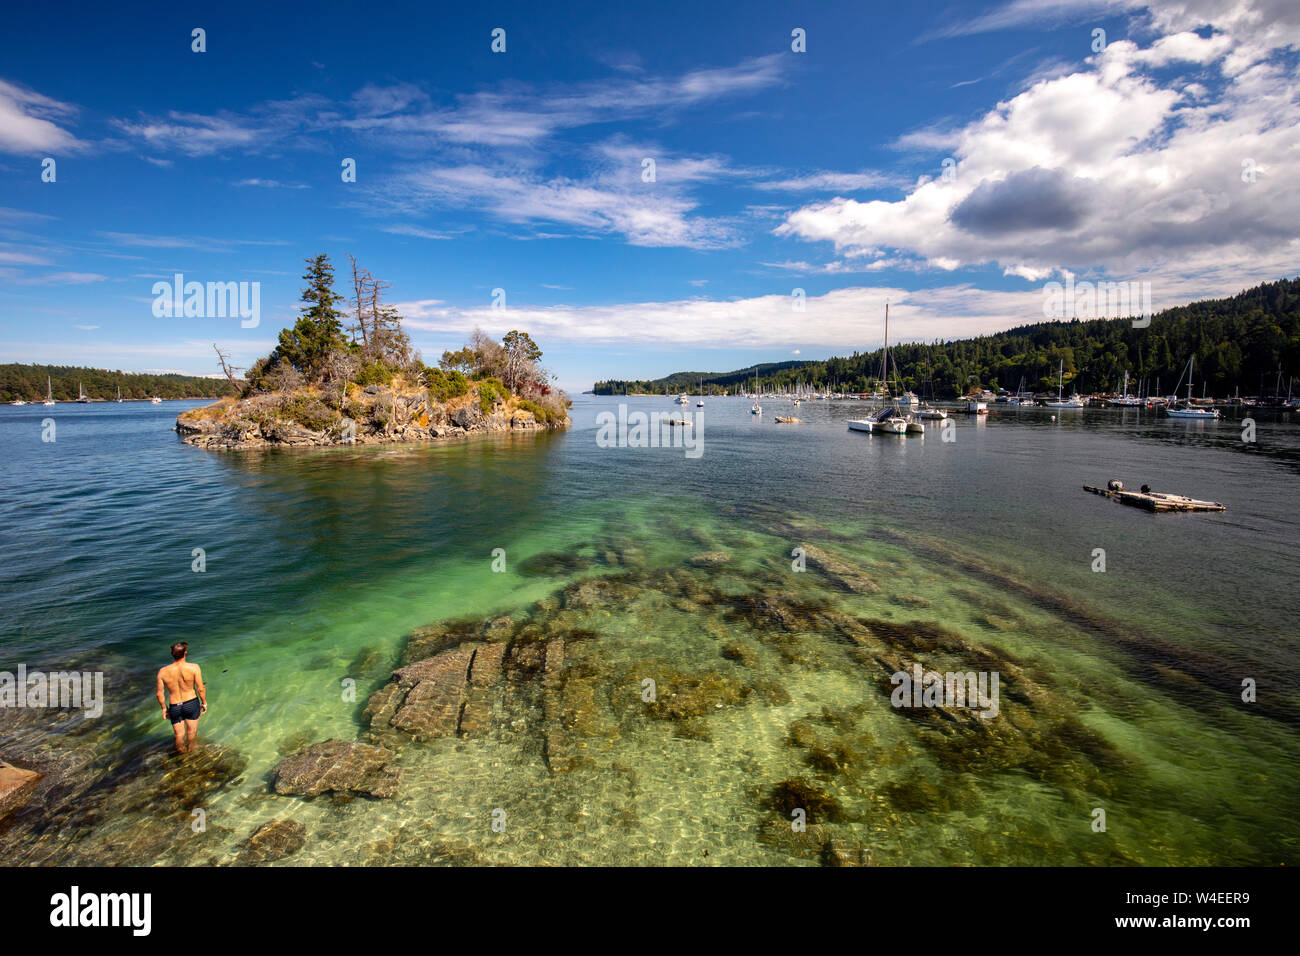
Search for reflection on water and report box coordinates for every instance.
[0,398,1296,865]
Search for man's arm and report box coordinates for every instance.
[193,664,207,714]
[156,671,167,717]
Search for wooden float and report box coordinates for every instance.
[774,416,802,423]
[1083,482,1226,513]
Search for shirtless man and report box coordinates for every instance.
[156,642,207,753]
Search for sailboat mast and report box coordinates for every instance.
[880,302,889,390]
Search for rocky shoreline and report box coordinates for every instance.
[175,383,569,450]
[3,506,1238,866]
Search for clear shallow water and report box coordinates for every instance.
[0,397,1296,865]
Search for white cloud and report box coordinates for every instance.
[0,249,51,266]
[777,8,1300,287]
[116,57,786,155]
[0,79,84,154]
[235,178,309,189]
[755,171,898,192]
[373,161,742,249]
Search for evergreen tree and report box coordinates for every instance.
[275,255,346,380]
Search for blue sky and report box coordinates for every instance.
[2,0,1298,391]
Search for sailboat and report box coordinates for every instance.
[77,382,90,403]
[751,371,761,415]
[10,397,27,406]
[1044,360,1085,408]
[1111,370,1142,407]
[916,353,948,418]
[42,376,55,406]
[849,303,914,434]
[695,378,704,407]
[116,385,123,403]
[1166,355,1220,419]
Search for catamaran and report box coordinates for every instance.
[1165,355,1220,419]
[1044,360,1085,408]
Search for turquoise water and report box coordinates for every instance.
[0,397,1297,865]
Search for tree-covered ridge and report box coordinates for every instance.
[594,277,1300,399]
[594,360,817,396]
[0,364,236,403]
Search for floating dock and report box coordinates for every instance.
[1083,484,1226,513]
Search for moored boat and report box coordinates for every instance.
[1165,355,1219,419]
[1044,360,1085,408]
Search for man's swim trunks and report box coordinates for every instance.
[167,698,201,723]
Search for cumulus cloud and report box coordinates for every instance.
[778,5,1300,286]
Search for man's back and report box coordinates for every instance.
[159,660,200,702]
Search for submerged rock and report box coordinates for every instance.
[645,669,751,722]
[800,545,879,594]
[367,642,507,743]
[822,837,873,867]
[271,740,400,799]
[0,761,42,820]
[721,641,758,667]
[517,551,594,576]
[770,777,845,823]
[562,575,640,610]
[238,819,307,864]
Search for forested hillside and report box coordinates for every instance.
[594,278,1300,398]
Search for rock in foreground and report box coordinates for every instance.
[271,740,400,799]
[238,819,307,864]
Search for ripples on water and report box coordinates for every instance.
[0,397,1296,865]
